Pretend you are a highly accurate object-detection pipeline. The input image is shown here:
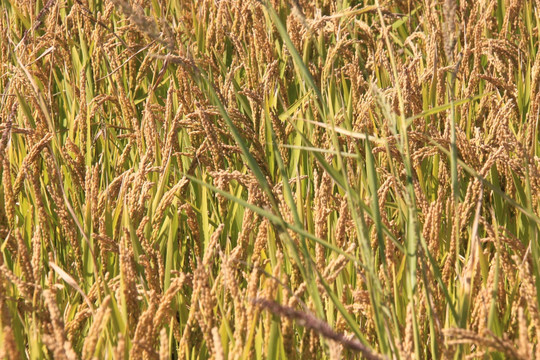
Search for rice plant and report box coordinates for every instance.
[0,0,539,359]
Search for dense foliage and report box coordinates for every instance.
[0,0,539,358]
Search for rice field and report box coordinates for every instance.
[0,0,539,359]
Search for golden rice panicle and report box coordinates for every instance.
[28,161,50,239]
[205,1,227,58]
[138,252,161,295]
[314,167,332,271]
[0,12,8,62]
[230,186,261,263]
[203,224,224,267]
[0,103,16,165]
[159,328,169,360]
[333,196,350,250]
[244,261,262,358]
[141,97,158,159]
[153,274,188,332]
[515,254,540,351]
[12,133,52,196]
[501,0,523,39]
[470,259,496,333]
[46,183,84,280]
[42,289,78,360]
[114,333,126,360]
[1,326,21,360]
[518,306,532,359]
[14,229,34,285]
[104,45,136,128]
[115,140,134,175]
[30,224,44,284]
[211,327,224,360]
[0,265,34,307]
[88,164,100,232]
[76,68,88,150]
[64,137,86,190]
[129,291,159,360]
[252,218,268,264]
[2,157,16,226]
[180,228,221,356]
[127,154,152,223]
[527,49,540,154]
[222,254,247,359]
[150,177,189,241]
[214,174,230,219]
[181,203,201,258]
[401,301,414,358]
[178,300,197,358]
[280,279,296,360]
[82,296,111,360]
[191,266,217,356]
[120,228,141,335]
[65,307,92,343]
[323,243,355,285]
[442,197,458,284]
